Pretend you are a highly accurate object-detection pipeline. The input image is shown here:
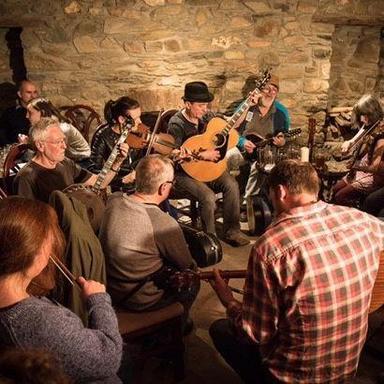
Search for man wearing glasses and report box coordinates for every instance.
[99,155,198,329]
[14,117,128,202]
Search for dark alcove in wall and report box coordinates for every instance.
[0,27,27,113]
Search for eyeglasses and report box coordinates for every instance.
[43,138,67,146]
[163,180,175,186]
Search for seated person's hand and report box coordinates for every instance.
[117,142,129,159]
[248,90,262,106]
[122,170,136,184]
[272,132,285,147]
[209,269,234,308]
[171,146,192,162]
[243,139,256,154]
[341,140,352,154]
[77,276,106,300]
[199,148,220,162]
[18,134,29,144]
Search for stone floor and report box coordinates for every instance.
[139,224,384,384]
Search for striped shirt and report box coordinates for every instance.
[231,201,384,383]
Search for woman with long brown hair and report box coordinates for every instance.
[0,197,123,383]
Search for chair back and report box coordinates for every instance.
[2,143,30,194]
[0,186,7,199]
[158,109,178,133]
[59,105,102,143]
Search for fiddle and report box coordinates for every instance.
[126,121,177,155]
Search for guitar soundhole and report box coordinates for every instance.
[214,133,226,148]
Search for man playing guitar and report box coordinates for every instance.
[233,75,290,199]
[168,81,249,247]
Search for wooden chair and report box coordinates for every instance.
[2,143,30,194]
[0,186,7,199]
[59,104,102,143]
[116,302,185,383]
[158,109,178,133]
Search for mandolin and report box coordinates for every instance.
[154,267,247,292]
[241,128,302,162]
[180,70,271,182]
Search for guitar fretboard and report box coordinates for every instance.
[93,121,132,192]
[221,71,270,137]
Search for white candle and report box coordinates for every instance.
[300,147,310,162]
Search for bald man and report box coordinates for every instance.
[0,80,39,146]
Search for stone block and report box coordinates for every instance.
[297,0,317,14]
[303,78,328,93]
[313,48,332,59]
[143,0,165,5]
[281,79,302,94]
[243,1,272,14]
[123,41,146,54]
[224,50,245,60]
[286,51,310,64]
[144,40,163,53]
[212,36,241,50]
[196,9,208,26]
[284,35,307,47]
[164,39,181,52]
[230,16,252,28]
[64,1,81,14]
[73,36,99,53]
[247,40,272,48]
[254,19,280,38]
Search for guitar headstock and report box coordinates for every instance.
[254,68,271,92]
[121,115,134,134]
[287,128,302,139]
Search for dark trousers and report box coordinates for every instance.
[363,186,384,216]
[173,171,240,235]
[209,319,278,384]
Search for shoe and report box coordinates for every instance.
[224,231,250,247]
[240,211,248,223]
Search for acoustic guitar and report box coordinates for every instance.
[180,70,271,182]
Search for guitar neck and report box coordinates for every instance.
[223,98,253,136]
[199,269,247,280]
[94,125,131,192]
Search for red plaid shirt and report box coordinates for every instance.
[230,201,384,383]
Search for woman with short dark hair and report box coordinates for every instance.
[91,96,144,192]
[0,197,123,383]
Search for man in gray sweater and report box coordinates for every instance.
[99,155,199,315]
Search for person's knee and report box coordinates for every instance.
[209,318,230,344]
[199,190,216,208]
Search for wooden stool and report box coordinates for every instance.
[116,302,185,383]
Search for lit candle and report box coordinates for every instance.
[300,147,310,162]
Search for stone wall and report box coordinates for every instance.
[0,0,383,132]
[327,25,383,108]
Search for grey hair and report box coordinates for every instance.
[29,116,60,150]
[135,155,174,194]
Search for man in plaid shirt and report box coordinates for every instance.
[210,160,384,383]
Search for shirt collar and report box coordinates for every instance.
[272,200,327,227]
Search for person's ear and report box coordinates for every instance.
[35,140,44,152]
[276,184,287,201]
[17,90,22,99]
[117,115,126,125]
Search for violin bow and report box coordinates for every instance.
[145,109,164,156]
[49,255,82,290]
